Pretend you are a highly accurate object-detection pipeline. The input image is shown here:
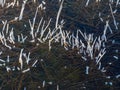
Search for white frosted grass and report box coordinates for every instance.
[35,17,43,37]
[101,20,109,42]
[6,23,9,34]
[0,0,3,5]
[68,34,72,45]
[0,0,111,76]
[29,7,39,40]
[101,20,113,41]
[23,52,31,65]
[116,0,120,6]
[38,3,45,10]
[41,59,44,62]
[16,0,19,6]
[99,12,109,23]
[85,0,90,7]
[0,59,5,63]
[0,0,6,7]
[6,2,15,8]
[11,66,15,71]
[8,28,15,44]
[24,87,27,90]
[80,39,86,48]
[13,0,16,5]
[95,36,101,51]
[0,32,4,44]
[29,19,34,41]
[48,32,61,51]
[0,51,2,55]
[33,0,36,3]
[96,0,101,3]
[1,31,5,41]
[42,1,46,5]
[19,0,27,21]
[19,49,24,70]
[22,68,30,73]
[112,39,115,44]
[55,0,64,28]
[5,0,18,8]
[98,62,101,70]
[2,20,7,32]
[116,74,120,78]
[113,56,118,60]
[38,86,41,88]
[109,0,113,3]
[59,27,69,50]
[17,35,20,42]
[71,33,75,49]
[81,56,87,61]
[32,0,37,3]
[108,24,113,34]
[0,64,3,66]
[42,29,51,42]
[57,85,59,90]
[109,82,113,86]
[0,26,14,49]
[86,34,97,59]
[32,60,38,67]
[26,52,31,65]
[113,9,117,14]
[39,19,52,42]
[6,66,11,72]
[17,67,20,71]
[101,67,106,72]
[74,30,80,48]
[109,3,118,30]
[20,34,27,43]
[48,81,53,85]
[17,34,27,43]
[85,66,89,74]
[6,55,10,63]
[29,6,51,42]
[42,80,46,88]
[75,29,107,69]
[96,48,106,65]
[115,49,118,53]
[59,27,64,46]
[6,3,13,8]
[4,39,12,49]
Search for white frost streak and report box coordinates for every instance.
[19,0,27,20]
[19,49,24,70]
[55,0,64,28]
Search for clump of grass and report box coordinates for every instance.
[0,0,120,90]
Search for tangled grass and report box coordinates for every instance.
[0,0,120,90]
